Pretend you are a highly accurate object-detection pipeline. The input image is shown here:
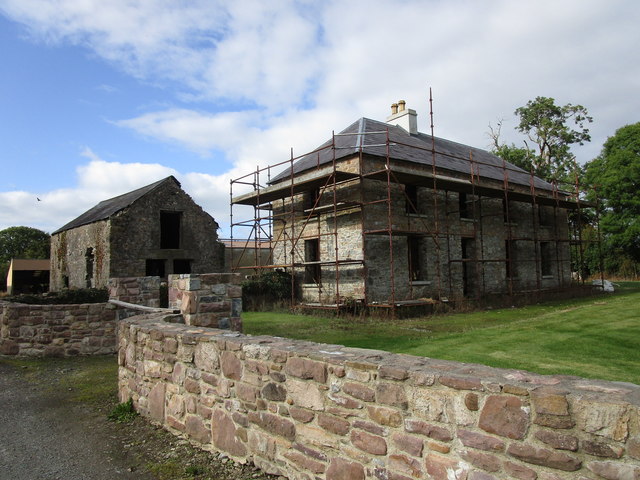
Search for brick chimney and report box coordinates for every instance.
[386,100,418,135]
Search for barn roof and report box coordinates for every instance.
[270,117,555,192]
[52,176,180,235]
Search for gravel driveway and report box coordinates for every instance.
[0,361,151,480]
[0,357,279,480]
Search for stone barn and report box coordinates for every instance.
[231,102,582,309]
[50,176,224,291]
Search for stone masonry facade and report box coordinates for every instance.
[0,300,117,357]
[272,172,571,306]
[118,314,640,480]
[50,177,224,291]
[0,274,242,357]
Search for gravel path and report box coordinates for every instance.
[0,362,151,480]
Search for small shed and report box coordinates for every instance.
[6,258,50,295]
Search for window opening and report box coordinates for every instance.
[405,185,418,214]
[462,237,475,296]
[146,259,166,278]
[459,192,474,219]
[85,247,94,288]
[505,240,516,279]
[304,188,320,211]
[304,239,321,284]
[540,242,553,276]
[173,259,191,274]
[408,236,424,281]
[160,211,181,249]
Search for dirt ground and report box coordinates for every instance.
[0,356,282,480]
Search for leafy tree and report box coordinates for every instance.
[583,122,640,275]
[0,226,51,290]
[490,97,592,184]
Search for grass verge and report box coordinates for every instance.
[243,282,640,385]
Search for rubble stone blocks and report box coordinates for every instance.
[168,273,243,331]
[118,312,640,480]
[0,300,117,357]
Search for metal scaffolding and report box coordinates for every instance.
[229,101,602,314]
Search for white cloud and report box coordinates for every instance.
[1,0,639,235]
[0,154,233,235]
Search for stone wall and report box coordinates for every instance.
[168,273,243,331]
[118,314,640,480]
[0,300,116,356]
[108,276,163,320]
[272,175,573,306]
[50,178,225,291]
[50,220,111,291]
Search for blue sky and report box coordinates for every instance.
[1,0,639,237]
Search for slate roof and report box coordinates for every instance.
[52,176,180,235]
[270,117,556,192]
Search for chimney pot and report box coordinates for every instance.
[391,103,398,114]
[398,100,406,112]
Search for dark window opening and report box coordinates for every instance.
[461,237,475,296]
[459,192,474,219]
[405,184,418,214]
[85,247,94,288]
[173,259,191,274]
[539,206,554,227]
[408,236,424,281]
[540,242,553,276]
[146,259,166,278]
[304,188,320,211]
[160,211,181,249]
[502,199,510,223]
[304,239,321,284]
[505,240,516,279]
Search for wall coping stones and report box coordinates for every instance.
[119,312,640,480]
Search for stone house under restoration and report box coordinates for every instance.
[231,102,580,308]
[50,176,224,291]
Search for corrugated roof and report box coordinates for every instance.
[270,117,555,192]
[52,176,180,235]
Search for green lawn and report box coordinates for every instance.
[243,282,640,385]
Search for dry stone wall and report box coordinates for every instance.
[118,314,640,480]
[0,300,116,356]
